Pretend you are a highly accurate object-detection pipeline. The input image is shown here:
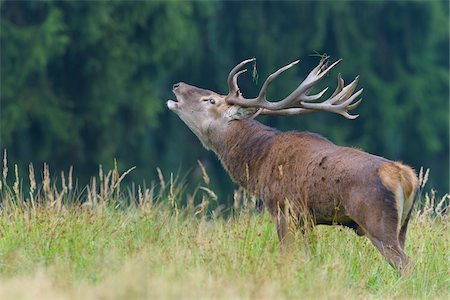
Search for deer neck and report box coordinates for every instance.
[209,119,278,192]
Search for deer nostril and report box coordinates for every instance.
[173,83,181,90]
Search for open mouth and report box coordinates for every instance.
[166,99,178,110]
[167,93,183,110]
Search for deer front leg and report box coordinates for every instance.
[275,204,297,251]
[276,211,288,245]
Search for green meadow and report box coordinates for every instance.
[0,157,448,300]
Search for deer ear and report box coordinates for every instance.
[225,105,259,120]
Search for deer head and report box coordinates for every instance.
[167,56,363,149]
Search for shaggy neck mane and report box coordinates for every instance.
[212,119,278,193]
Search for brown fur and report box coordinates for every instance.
[168,82,419,273]
[214,119,419,272]
[379,162,418,201]
[216,120,394,222]
[379,162,419,223]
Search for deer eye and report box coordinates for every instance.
[208,98,216,105]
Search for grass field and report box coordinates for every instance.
[0,156,448,299]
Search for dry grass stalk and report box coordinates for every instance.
[113,166,136,192]
[144,186,154,207]
[86,183,93,208]
[99,165,103,182]
[138,185,143,206]
[413,167,449,222]
[68,166,73,191]
[136,185,154,212]
[114,159,120,195]
[195,195,209,218]
[91,176,97,206]
[169,173,174,207]
[418,167,430,189]
[13,164,20,197]
[157,167,165,197]
[42,163,54,209]
[3,149,8,182]
[415,189,449,223]
[103,170,112,201]
[2,151,9,213]
[109,169,116,198]
[197,160,210,185]
[1,156,447,229]
[199,186,218,201]
[55,189,64,212]
[43,163,50,195]
[61,171,67,193]
[435,194,449,216]
[187,194,195,211]
[29,163,36,193]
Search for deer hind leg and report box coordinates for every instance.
[399,205,414,250]
[357,209,410,273]
[347,191,410,273]
[378,162,419,251]
[398,220,409,250]
[367,234,409,272]
[360,215,410,272]
[398,189,417,250]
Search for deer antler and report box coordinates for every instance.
[225,56,363,119]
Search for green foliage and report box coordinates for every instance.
[1,1,448,198]
[1,1,200,180]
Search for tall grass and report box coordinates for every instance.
[0,151,448,299]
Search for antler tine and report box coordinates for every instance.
[225,58,302,108]
[257,60,300,99]
[284,57,342,103]
[259,107,315,116]
[231,69,248,96]
[320,58,342,78]
[347,98,363,110]
[325,76,359,105]
[227,58,256,96]
[330,73,344,99]
[260,75,363,119]
[336,88,363,108]
[224,56,363,119]
[299,77,363,119]
[300,87,329,102]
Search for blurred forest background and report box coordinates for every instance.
[1,1,449,204]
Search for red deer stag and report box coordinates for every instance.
[167,56,418,272]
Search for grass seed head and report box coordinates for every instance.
[61,171,67,192]
[68,166,73,191]
[99,165,103,182]
[13,164,19,196]
[197,160,210,185]
[29,163,36,193]
[3,149,7,181]
[43,163,50,194]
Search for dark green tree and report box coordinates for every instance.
[1,1,202,181]
[1,1,448,200]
